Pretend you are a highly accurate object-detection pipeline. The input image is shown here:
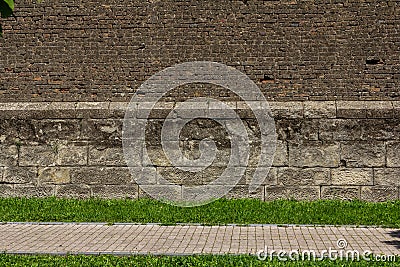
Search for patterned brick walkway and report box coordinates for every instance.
[0,223,399,256]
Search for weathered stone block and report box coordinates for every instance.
[91,185,138,199]
[340,141,386,167]
[246,140,287,167]
[366,101,393,118]
[360,119,400,141]
[137,102,175,119]
[3,167,37,184]
[0,119,36,144]
[337,101,366,118]
[109,102,128,118]
[13,185,54,197]
[0,145,18,166]
[276,119,319,142]
[361,186,398,202]
[319,119,362,141]
[81,119,122,145]
[123,140,143,167]
[178,119,230,147]
[38,167,70,185]
[57,143,87,166]
[129,167,157,185]
[241,167,277,186]
[89,146,125,166]
[56,184,91,198]
[173,101,208,119]
[32,119,81,141]
[387,141,400,167]
[156,166,205,185]
[331,168,373,185]
[208,101,237,119]
[225,185,264,200]
[0,185,14,197]
[0,102,76,120]
[394,101,400,118]
[138,185,181,202]
[319,119,400,141]
[374,168,400,186]
[277,167,330,186]
[20,145,57,166]
[76,102,110,119]
[321,186,360,200]
[304,101,336,118]
[145,146,172,167]
[71,167,131,185]
[273,141,288,166]
[269,102,303,119]
[264,186,320,201]
[289,141,340,167]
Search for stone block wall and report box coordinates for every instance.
[0,101,399,201]
[0,1,399,201]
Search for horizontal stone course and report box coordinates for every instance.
[0,101,395,119]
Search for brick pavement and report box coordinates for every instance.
[0,223,399,256]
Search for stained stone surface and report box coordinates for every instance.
[0,101,398,202]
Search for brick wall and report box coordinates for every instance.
[0,0,399,101]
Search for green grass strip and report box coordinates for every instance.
[0,254,399,267]
[0,197,399,227]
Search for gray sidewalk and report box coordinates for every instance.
[0,223,399,256]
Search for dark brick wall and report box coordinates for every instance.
[0,0,399,102]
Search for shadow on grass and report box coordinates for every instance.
[383,230,400,249]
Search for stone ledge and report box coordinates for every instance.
[0,101,395,119]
